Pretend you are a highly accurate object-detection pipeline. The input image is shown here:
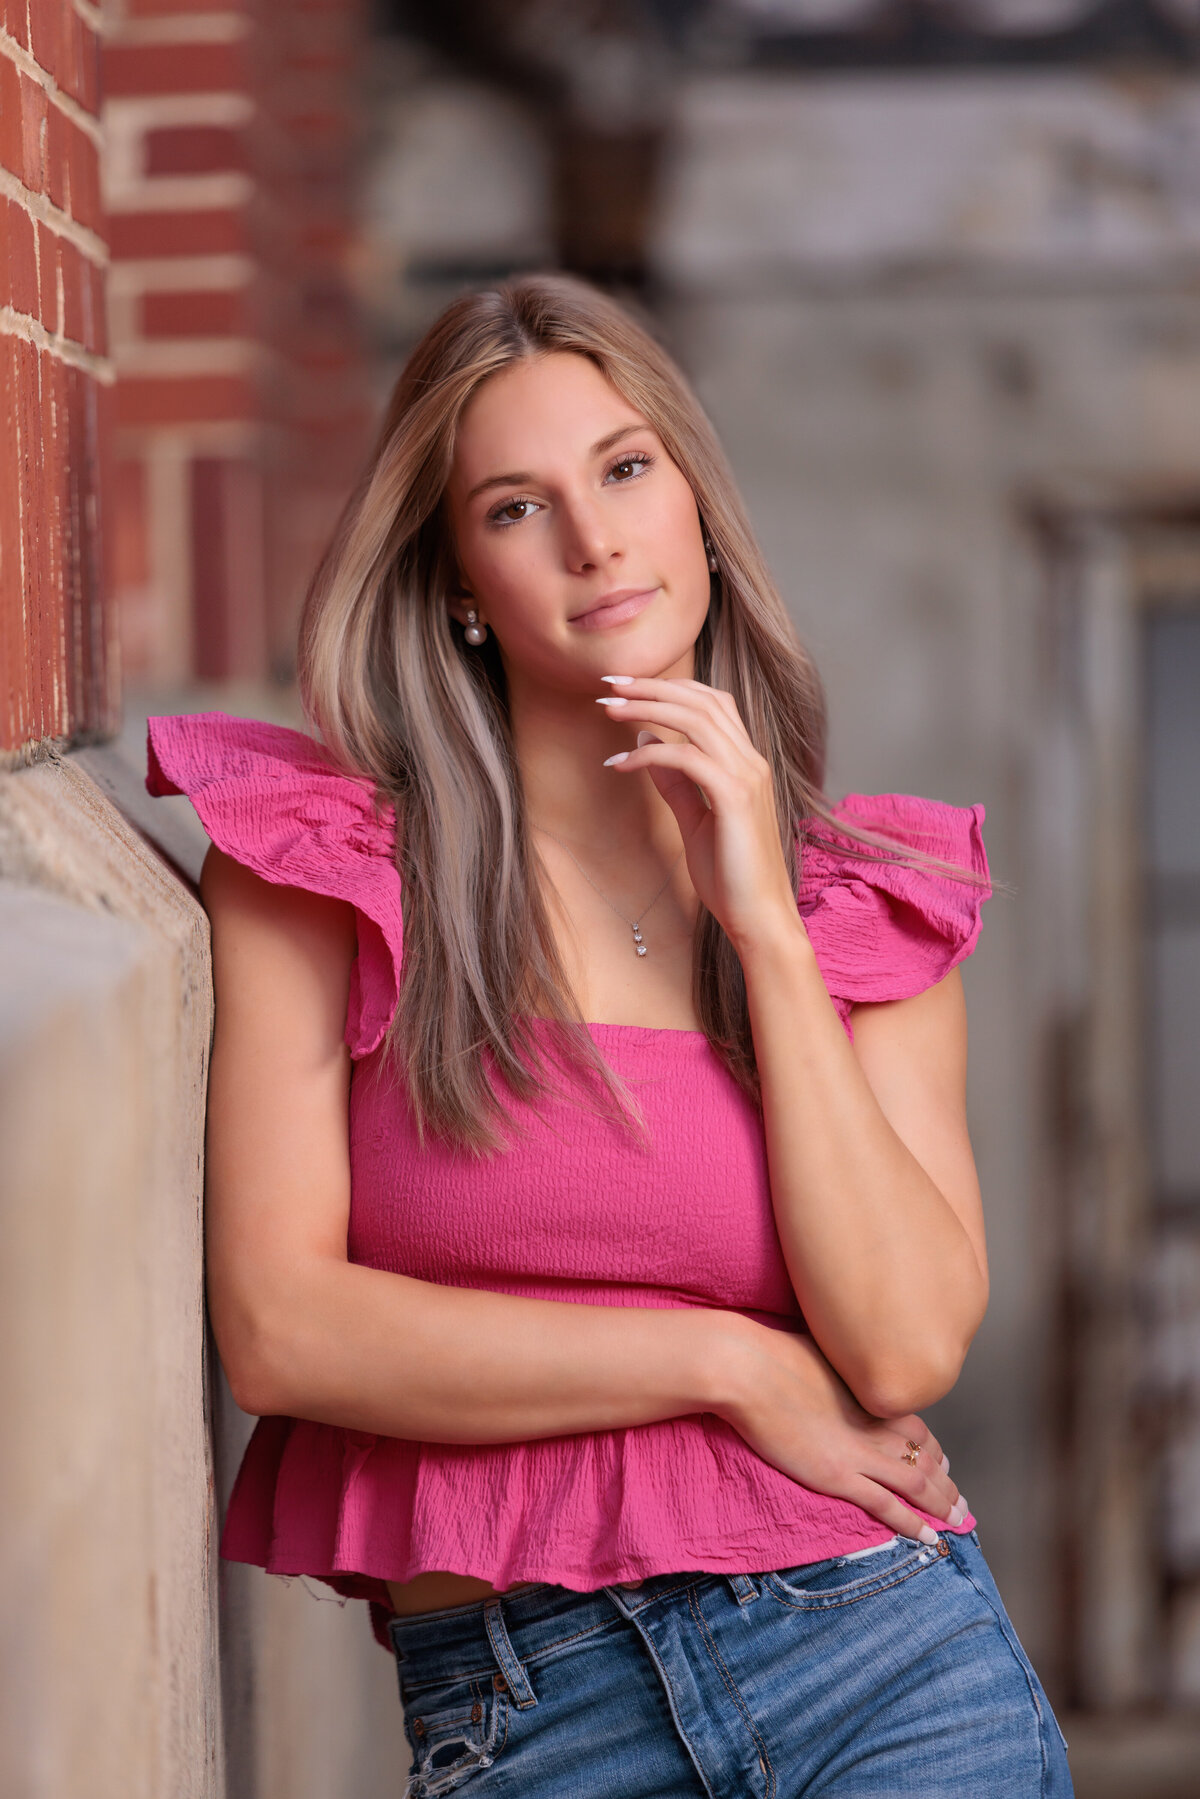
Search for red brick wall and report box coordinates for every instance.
[1,0,116,754]
[104,0,371,690]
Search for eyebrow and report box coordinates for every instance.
[464,423,651,504]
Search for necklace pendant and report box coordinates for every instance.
[632,923,646,957]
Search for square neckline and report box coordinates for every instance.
[525,1015,708,1040]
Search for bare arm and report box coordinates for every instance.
[591,674,989,1421]
[201,844,964,1539]
[740,922,989,1419]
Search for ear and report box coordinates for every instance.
[445,570,477,630]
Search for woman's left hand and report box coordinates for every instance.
[599,675,799,951]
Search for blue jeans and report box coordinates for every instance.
[386,1529,1073,1797]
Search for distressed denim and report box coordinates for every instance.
[386,1528,1073,1797]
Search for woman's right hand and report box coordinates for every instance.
[711,1316,967,1543]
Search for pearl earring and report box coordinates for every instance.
[464,608,488,645]
[704,538,718,574]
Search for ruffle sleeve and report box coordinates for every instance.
[145,711,403,1059]
[797,792,990,1031]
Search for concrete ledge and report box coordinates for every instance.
[0,747,405,1799]
[0,873,220,1795]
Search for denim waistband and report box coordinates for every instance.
[387,1567,763,1705]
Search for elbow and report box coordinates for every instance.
[845,1270,989,1420]
[212,1308,290,1419]
[850,1333,978,1421]
[225,1359,279,1419]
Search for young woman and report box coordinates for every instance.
[147,274,1072,1796]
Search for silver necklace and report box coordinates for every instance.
[532,826,685,957]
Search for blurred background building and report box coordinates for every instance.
[3,1,1200,1794]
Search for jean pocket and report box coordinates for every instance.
[763,1537,947,1610]
[401,1677,507,1798]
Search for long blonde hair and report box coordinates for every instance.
[299,273,832,1155]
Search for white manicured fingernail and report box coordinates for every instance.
[940,1454,950,1473]
[637,731,660,747]
[601,674,634,684]
[956,1495,970,1516]
[603,752,629,766]
[949,1501,966,1527]
[918,1526,939,1546]
[596,695,628,706]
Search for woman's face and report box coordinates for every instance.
[443,352,712,694]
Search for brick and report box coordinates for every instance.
[27,0,62,87]
[144,123,249,176]
[36,220,59,333]
[59,234,84,344]
[26,343,55,728]
[0,56,22,179]
[0,341,23,718]
[65,116,101,233]
[87,258,106,356]
[57,4,83,108]
[7,196,37,315]
[102,40,250,98]
[116,372,256,427]
[142,286,243,337]
[3,0,30,52]
[76,18,99,117]
[20,68,49,195]
[0,197,11,308]
[108,206,249,259]
[44,99,65,210]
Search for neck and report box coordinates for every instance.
[506,652,694,860]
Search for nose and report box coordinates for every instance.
[559,491,622,574]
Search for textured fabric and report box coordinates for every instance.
[385,1530,1072,1797]
[146,712,991,1654]
[146,710,403,1058]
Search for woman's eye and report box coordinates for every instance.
[489,497,540,526]
[607,453,652,483]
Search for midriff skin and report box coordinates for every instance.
[385,1573,542,1616]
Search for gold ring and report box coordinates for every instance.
[902,1440,921,1466]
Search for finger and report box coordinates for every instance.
[844,1475,945,1547]
[879,1459,961,1522]
[671,680,746,734]
[600,677,759,761]
[892,1416,945,1472]
[606,738,734,810]
[885,1419,949,1486]
[596,695,754,766]
[872,1433,959,1518]
[631,735,710,838]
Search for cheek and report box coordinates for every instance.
[649,483,707,576]
[460,530,560,634]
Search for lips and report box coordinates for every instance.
[569,586,658,630]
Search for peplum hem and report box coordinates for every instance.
[220,1412,977,1653]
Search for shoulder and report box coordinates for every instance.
[796,791,991,1026]
[147,712,403,1058]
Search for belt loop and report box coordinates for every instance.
[483,1596,538,1709]
[724,1573,760,1606]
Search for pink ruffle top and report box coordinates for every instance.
[146,712,991,1651]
